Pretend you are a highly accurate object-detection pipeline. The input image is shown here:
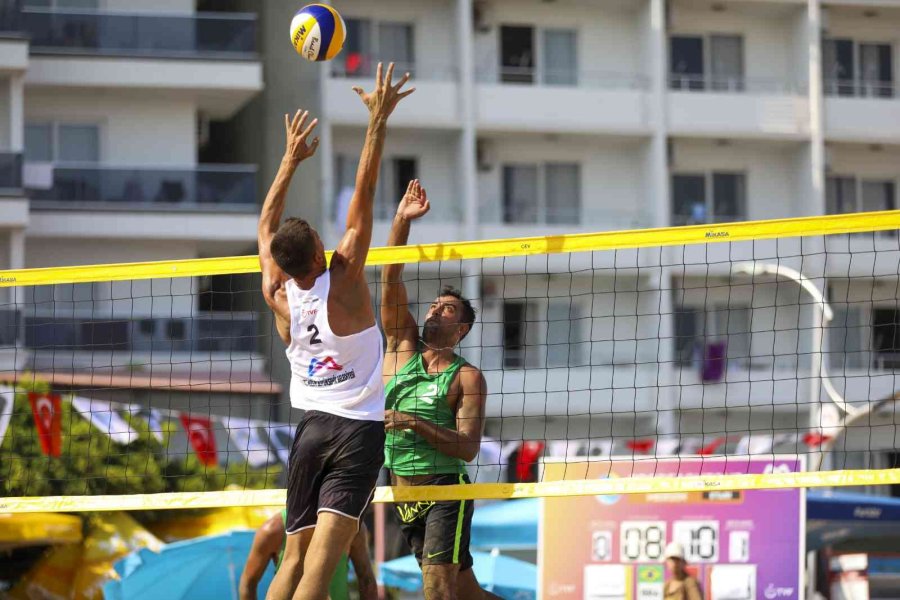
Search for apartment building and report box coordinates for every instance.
[0,0,275,421]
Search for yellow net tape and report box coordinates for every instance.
[1,210,897,287]
[2,469,899,513]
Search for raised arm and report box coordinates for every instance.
[258,110,319,343]
[385,366,487,462]
[381,180,430,353]
[332,63,415,281]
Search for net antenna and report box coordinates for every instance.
[730,261,858,470]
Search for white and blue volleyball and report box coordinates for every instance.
[290,4,346,62]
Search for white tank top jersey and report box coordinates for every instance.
[284,271,385,421]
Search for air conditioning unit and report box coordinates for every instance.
[476,138,494,172]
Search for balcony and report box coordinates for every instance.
[476,67,650,135]
[668,75,810,140]
[21,8,261,118]
[25,164,259,243]
[21,312,258,354]
[0,0,27,71]
[25,163,256,211]
[824,80,900,142]
[325,59,460,129]
[22,8,255,58]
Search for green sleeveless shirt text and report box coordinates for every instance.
[384,352,468,476]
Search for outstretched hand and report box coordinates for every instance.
[352,62,415,121]
[283,109,319,163]
[396,179,430,221]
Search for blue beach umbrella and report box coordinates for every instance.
[104,529,273,600]
[380,550,536,599]
[471,498,539,550]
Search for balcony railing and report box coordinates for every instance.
[25,163,257,210]
[21,313,258,353]
[477,66,649,90]
[330,58,456,82]
[0,152,22,190]
[0,0,22,32]
[22,8,257,58]
[668,74,804,94]
[824,79,896,99]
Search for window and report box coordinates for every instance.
[500,26,534,84]
[710,35,744,91]
[503,165,538,223]
[542,29,577,85]
[673,304,751,367]
[25,122,100,162]
[826,176,857,214]
[547,299,587,367]
[503,163,581,225]
[24,124,53,162]
[498,26,577,86]
[502,301,527,368]
[336,19,414,78]
[872,308,900,369]
[333,154,418,222]
[671,172,745,225]
[828,302,869,370]
[827,176,896,215]
[824,39,893,98]
[670,35,744,91]
[670,36,704,90]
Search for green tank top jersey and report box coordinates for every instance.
[276,509,349,600]
[384,352,468,476]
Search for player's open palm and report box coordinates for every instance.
[284,109,319,162]
[397,179,430,221]
[353,62,415,120]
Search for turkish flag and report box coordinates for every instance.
[626,439,655,454]
[29,392,62,457]
[803,432,833,448]
[180,414,218,466]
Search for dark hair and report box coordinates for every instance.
[270,218,318,278]
[438,285,476,339]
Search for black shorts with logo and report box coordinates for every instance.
[395,473,474,571]
[285,410,385,534]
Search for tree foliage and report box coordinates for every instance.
[1,379,279,497]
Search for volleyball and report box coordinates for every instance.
[290,4,346,62]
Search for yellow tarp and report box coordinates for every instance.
[7,512,162,600]
[0,512,82,550]
[146,505,280,542]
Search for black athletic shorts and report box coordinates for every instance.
[395,473,474,571]
[285,410,385,534]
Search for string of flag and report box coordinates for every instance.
[0,387,842,470]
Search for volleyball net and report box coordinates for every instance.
[2,211,900,513]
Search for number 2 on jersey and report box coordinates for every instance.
[307,324,323,345]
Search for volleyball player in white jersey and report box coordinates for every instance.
[260,63,414,600]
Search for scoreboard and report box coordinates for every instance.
[539,457,804,600]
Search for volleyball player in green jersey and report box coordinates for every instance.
[239,509,376,600]
[381,180,501,600]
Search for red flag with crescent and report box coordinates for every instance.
[180,414,218,466]
[28,392,62,457]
